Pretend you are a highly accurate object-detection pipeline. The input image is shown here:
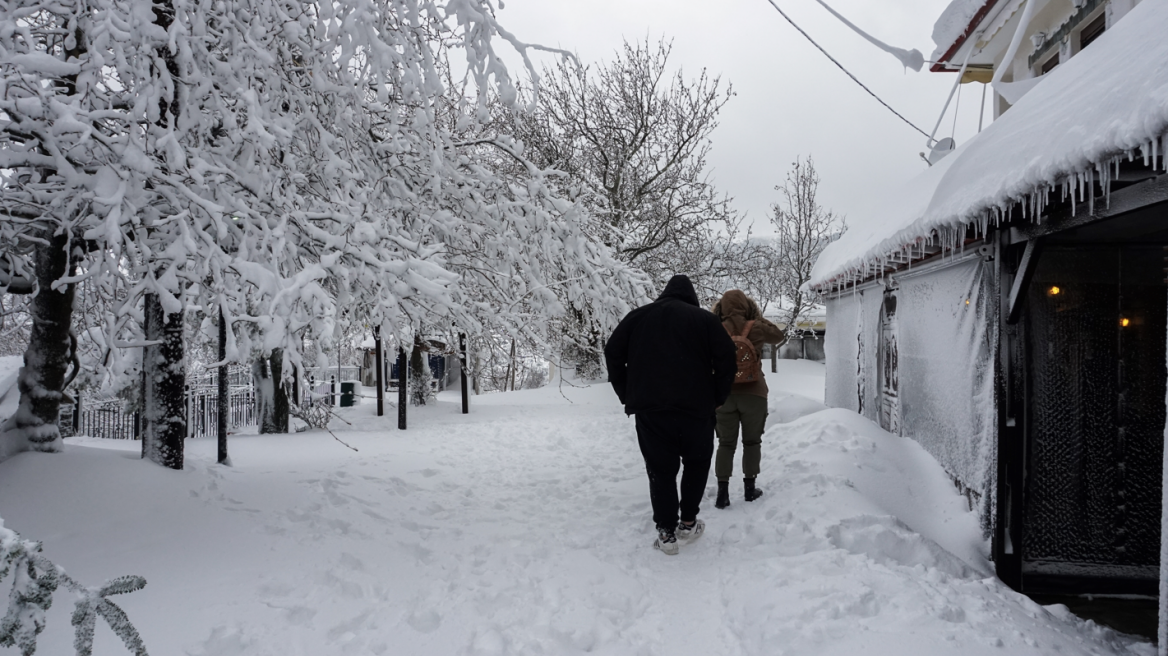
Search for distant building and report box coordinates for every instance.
[762,305,827,362]
[810,0,1167,600]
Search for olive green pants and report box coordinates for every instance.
[715,393,768,482]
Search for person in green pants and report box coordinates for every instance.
[711,290,786,508]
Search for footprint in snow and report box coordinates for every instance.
[406,609,442,633]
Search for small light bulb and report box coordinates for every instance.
[1121,317,1131,327]
[965,299,970,306]
[1048,286,1061,296]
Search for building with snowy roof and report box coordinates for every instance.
[809,0,1166,600]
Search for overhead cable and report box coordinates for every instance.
[762,0,931,138]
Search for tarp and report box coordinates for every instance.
[823,288,882,418]
[822,256,997,535]
[896,257,996,526]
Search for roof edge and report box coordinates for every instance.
[929,0,1001,72]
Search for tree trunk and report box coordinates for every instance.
[217,306,228,464]
[256,349,289,434]
[1,230,76,458]
[409,339,429,406]
[270,349,288,432]
[142,293,185,469]
[508,338,517,391]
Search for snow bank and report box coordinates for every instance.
[812,0,1168,290]
[0,362,1153,655]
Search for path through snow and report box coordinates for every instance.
[0,361,1154,655]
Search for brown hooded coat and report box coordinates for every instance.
[712,290,786,398]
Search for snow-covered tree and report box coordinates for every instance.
[0,0,648,461]
[514,38,739,290]
[507,38,741,374]
[769,157,843,335]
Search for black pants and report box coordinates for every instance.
[635,411,716,530]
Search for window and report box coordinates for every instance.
[1040,53,1060,75]
[1079,13,1106,50]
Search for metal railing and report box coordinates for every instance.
[59,385,258,440]
[186,386,256,439]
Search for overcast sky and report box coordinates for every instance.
[493,0,984,236]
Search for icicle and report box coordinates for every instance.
[1104,159,1112,210]
[1070,174,1077,217]
[1088,167,1095,216]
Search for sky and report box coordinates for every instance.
[491,0,985,237]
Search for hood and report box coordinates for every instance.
[655,275,701,307]
[712,289,761,334]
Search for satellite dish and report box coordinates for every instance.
[927,137,956,165]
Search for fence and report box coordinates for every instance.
[60,400,138,440]
[59,385,257,440]
[186,386,256,439]
[57,364,365,440]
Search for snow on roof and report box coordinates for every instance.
[929,0,993,64]
[811,0,1168,290]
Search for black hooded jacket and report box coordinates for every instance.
[604,275,737,416]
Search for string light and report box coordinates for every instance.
[1048,286,1061,296]
[1121,317,1131,327]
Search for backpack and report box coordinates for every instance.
[728,320,762,384]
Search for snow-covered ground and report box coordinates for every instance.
[0,360,1154,655]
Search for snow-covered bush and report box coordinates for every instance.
[0,518,147,656]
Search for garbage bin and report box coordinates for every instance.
[340,381,357,407]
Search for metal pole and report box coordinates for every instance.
[330,375,336,407]
[218,306,228,464]
[374,326,384,416]
[397,347,407,430]
[460,333,469,414]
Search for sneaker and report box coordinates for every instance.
[676,519,705,544]
[653,527,679,555]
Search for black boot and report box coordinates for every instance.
[715,481,730,509]
[744,477,763,502]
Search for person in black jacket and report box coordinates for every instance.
[604,275,737,555]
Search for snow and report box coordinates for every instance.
[811,0,1168,290]
[813,0,925,71]
[0,356,22,425]
[0,361,1154,654]
[930,0,991,64]
[810,150,957,290]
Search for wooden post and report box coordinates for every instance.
[330,375,336,406]
[460,333,469,414]
[374,327,384,417]
[397,348,407,430]
[771,342,778,373]
[72,392,81,433]
[217,306,228,464]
